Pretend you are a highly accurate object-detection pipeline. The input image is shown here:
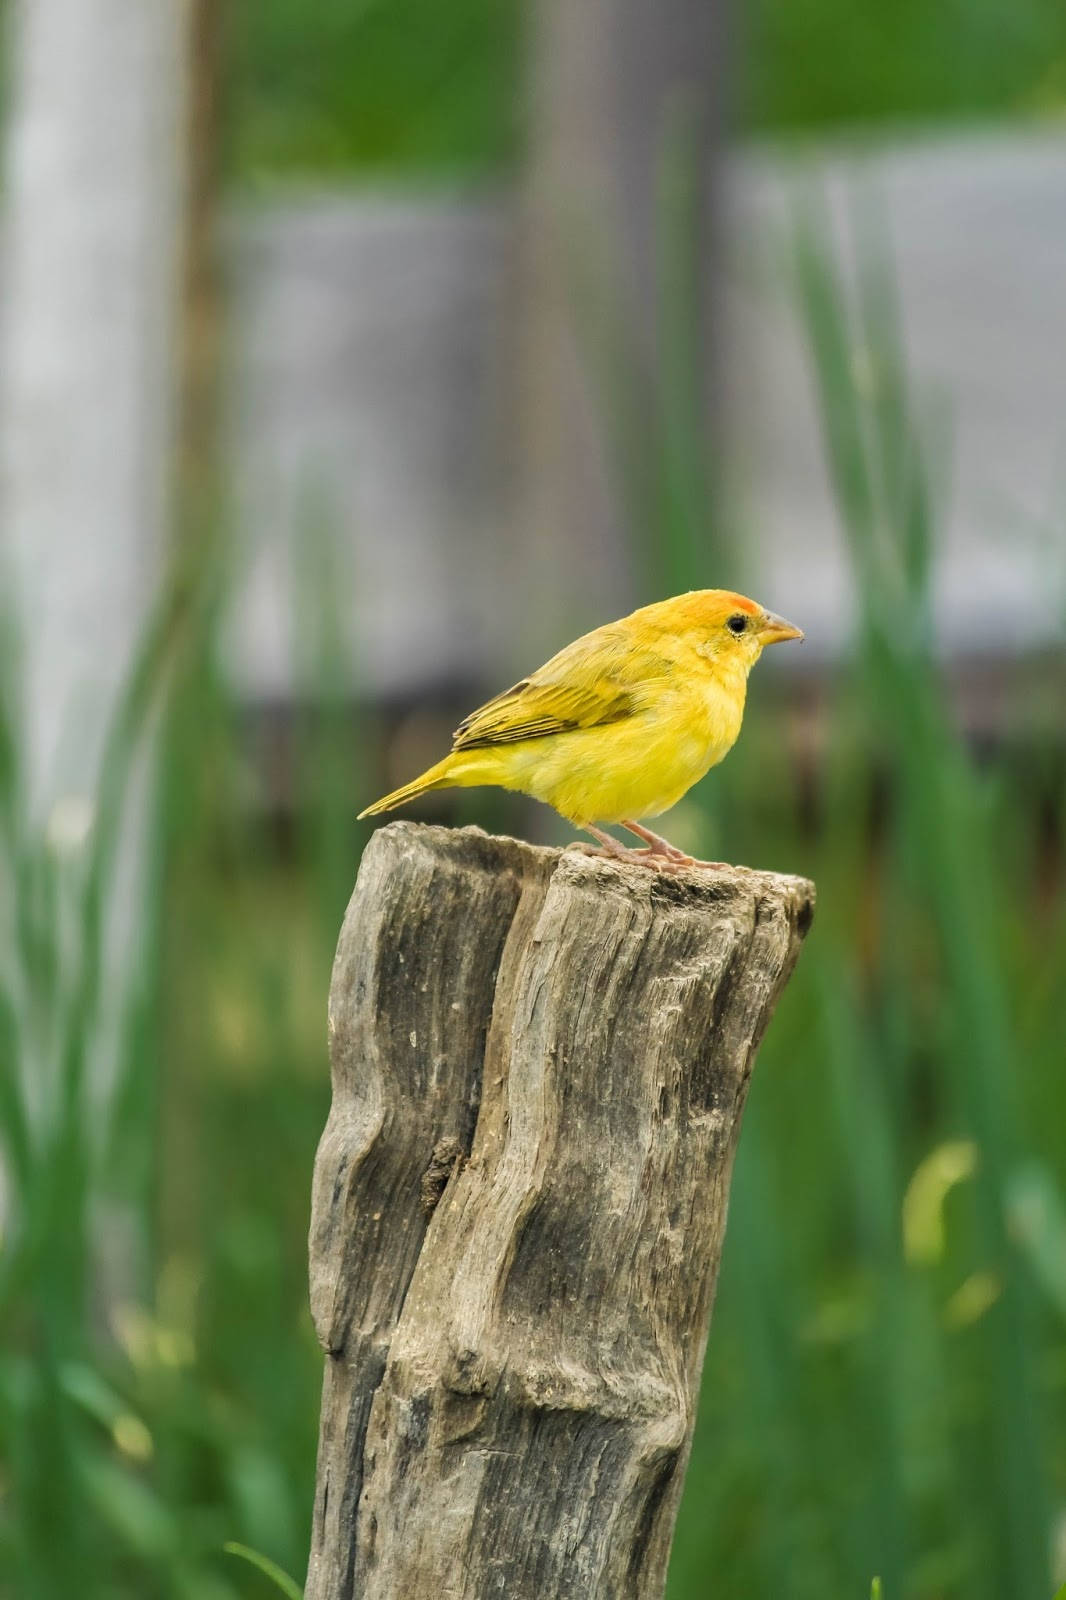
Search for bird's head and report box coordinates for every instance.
[671,589,804,672]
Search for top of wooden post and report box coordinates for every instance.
[344,818,814,924]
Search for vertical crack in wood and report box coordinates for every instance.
[305,825,556,1599]
[305,824,814,1600]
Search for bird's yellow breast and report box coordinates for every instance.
[488,665,748,825]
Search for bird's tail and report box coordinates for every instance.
[358,751,483,819]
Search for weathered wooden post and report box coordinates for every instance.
[306,822,813,1599]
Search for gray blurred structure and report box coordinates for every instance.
[227,132,1066,705]
[6,123,1065,725]
[515,0,727,633]
[720,135,1066,660]
[226,197,514,701]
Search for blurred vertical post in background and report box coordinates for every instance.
[519,0,728,636]
[0,0,186,810]
[0,0,190,1309]
[178,0,225,518]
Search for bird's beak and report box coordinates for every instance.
[757,611,804,646]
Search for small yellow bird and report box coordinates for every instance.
[359,589,803,869]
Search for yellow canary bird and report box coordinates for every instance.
[359,589,803,869]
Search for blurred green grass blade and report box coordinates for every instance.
[83,1451,178,1562]
[813,957,907,1595]
[1007,1163,1066,1322]
[60,1362,138,1431]
[656,95,722,590]
[290,502,364,942]
[791,191,879,583]
[223,1541,303,1600]
[0,982,31,1200]
[711,1120,831,1595]
[69,538,216,1069]
[851,193,934,612]
[791,185,1051,1598]
[2,1343,93,1596]
[0,609,24,851]
[567,106,728,603]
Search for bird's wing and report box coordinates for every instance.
[452,630,641,749]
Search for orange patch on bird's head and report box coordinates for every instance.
[657,589,761,631]
[636,589,803,670]
[702,590,759,623]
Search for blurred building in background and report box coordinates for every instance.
[228,134,1066,704]
[4,0,1064,787]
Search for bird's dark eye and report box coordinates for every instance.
[727,614,748,636]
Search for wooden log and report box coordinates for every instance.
[306,822,813,1600]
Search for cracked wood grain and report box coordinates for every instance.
[305,822,813,1600]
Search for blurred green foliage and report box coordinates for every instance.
[0,543,342,1598]
[227,0,525,179]
[743,0,1066,131]
[227,0,1066,180]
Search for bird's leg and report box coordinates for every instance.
[620,819,729,872]
[577,824,684,874]
[581,824,632,859]
[619,819,694,865]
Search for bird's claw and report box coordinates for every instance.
[570,841,682,872]
[574,826,728,874]
[571,843,729,874]
[626,851,694,873]
[629,844,695,866]
[572,844,693,874]
[637,853,730,873]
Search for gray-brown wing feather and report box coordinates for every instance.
[452,630,640,750]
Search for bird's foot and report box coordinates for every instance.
[574,846,689,874]
[571,839,729,874]
[576,826,692,873]
[623,848,692,872]
[619,820,695,866]
[619,821,732,872]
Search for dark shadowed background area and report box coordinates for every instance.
[1,1,1065,1597]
